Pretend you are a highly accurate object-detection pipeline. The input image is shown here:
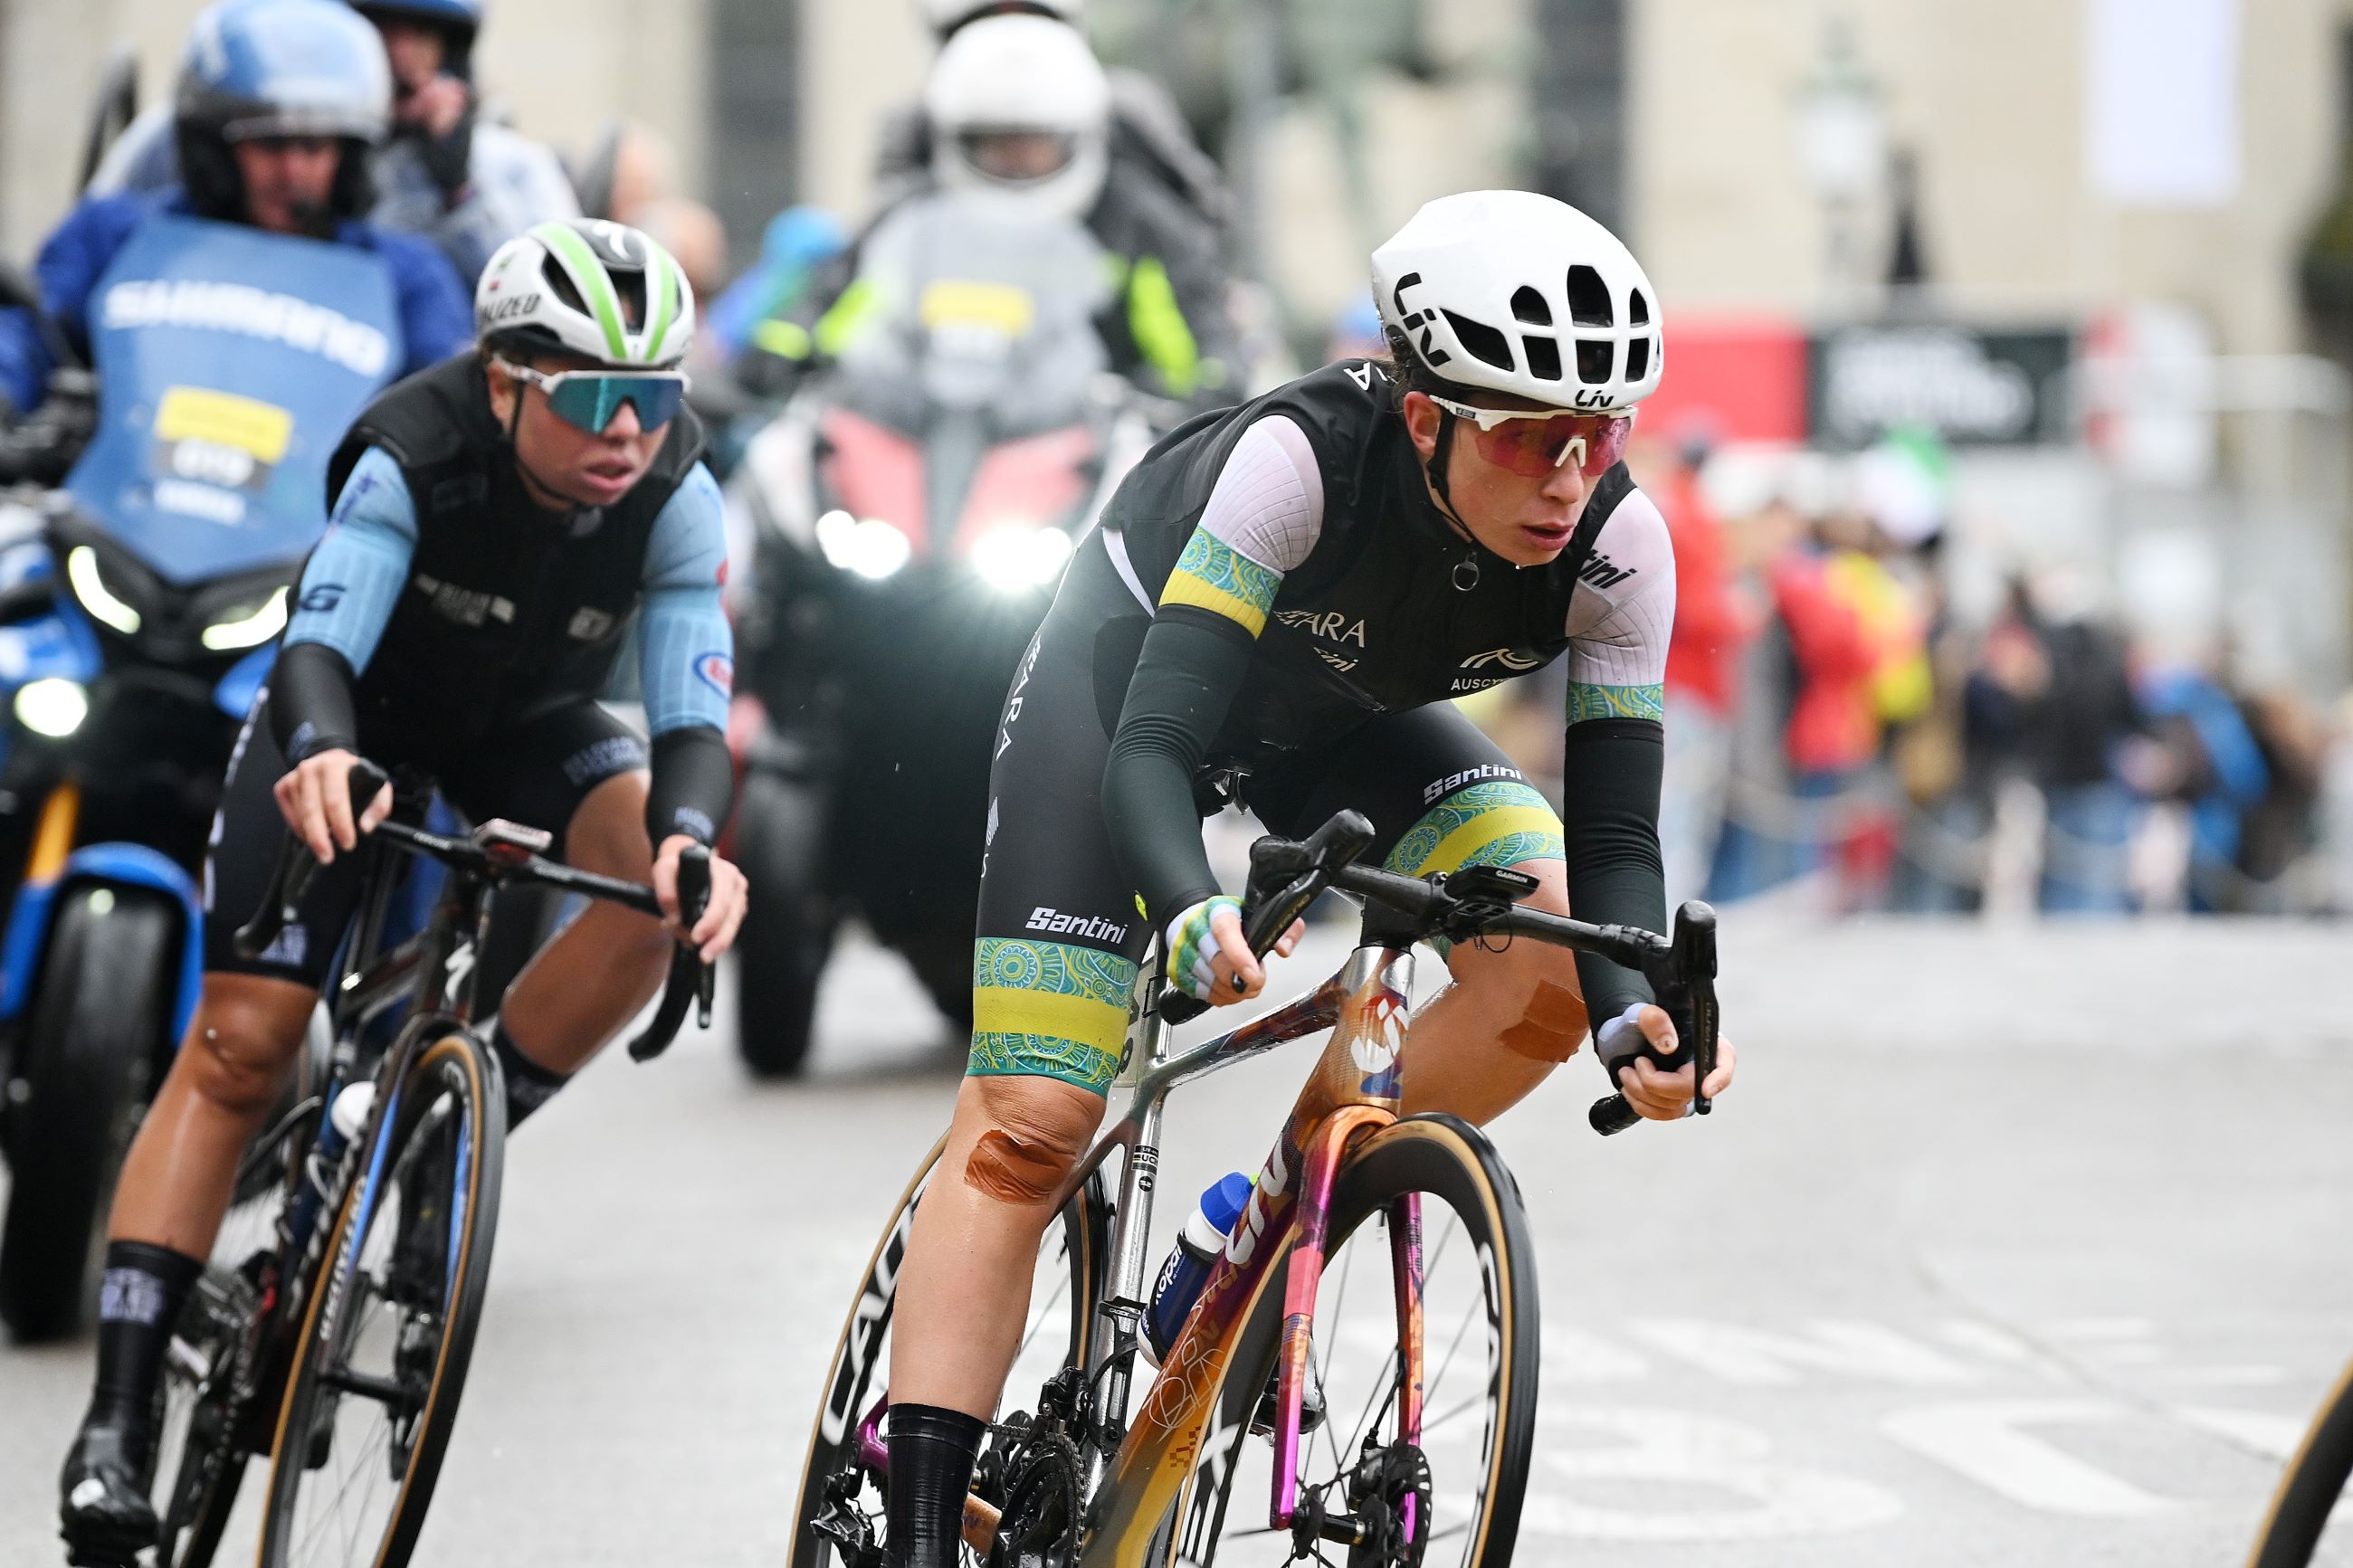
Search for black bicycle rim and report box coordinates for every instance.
[789,1138,1106,1568]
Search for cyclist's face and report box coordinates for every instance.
[233,138,340,234]
[491,352,672,510]
[1402,390,1597,567]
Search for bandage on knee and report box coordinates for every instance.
[963,1130,1071,1206]
[1497,979,1588,1064]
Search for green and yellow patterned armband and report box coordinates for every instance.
[1159,527,1281,637]
[1566,681,1665,726]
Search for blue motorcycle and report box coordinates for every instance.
[0,215,403,1340]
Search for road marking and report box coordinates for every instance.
[1631,1318,1983,1387]
[1880,1400,2177,1516]
[1521,1406,1905,1541]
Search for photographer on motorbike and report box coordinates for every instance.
[743,12,1240,412]
[0,0,471,488]
[87,0,579,286]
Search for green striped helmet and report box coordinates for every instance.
[475,218,695,369]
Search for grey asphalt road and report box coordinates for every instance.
[5,916,2352,1566]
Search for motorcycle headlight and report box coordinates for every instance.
[201,586,289,651]
[65,546,142,634]
[970,525,1073,593]
[814,509,911,581]
[15,677,88,737]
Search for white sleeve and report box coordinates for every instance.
[1562,485,1676,696]
[1195,415,1324,574]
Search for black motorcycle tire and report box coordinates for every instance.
[0,885,176,1341]
[733,770,835,1079]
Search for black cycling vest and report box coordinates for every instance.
[322,355,708,735]
[1102,358,1639,757]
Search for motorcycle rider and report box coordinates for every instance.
[880,0,1234,251]
[746,12,1240,411]
[56,215,748,1564]
[88,0,579,285]
[0,0,471,456]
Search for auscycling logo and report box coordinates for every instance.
[103,279,391,378]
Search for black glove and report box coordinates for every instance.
[412,91,477,202]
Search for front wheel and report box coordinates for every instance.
[257,1031,505,1568]
[2246,1353,2353,1567]
[0,884,177,1341]
[790,1136,1107,1568]
[1170,1114,1541,1568]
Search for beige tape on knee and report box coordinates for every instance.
[1497,979,1588,1064]
[963,1130,1071,1207]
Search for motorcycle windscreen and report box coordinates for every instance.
[951,425,1099,553]
[64,214,405,588]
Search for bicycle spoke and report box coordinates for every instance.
[1424,1294,1481,1415]
[1015,1257,1072,1364]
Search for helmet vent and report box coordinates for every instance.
[541,252,648,332]
[1630,289,1652,327]
[1510,287,1552,326]
[1522,335,1562,381]
[1624,336,1652,383]
[1566,266,1613,328]
[1577,338,1615,385]
[1443,310,1517,372]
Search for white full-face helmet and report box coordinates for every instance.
[475,217,696,369]
[1371,189,1662,413]
[915,0,1083,41]
[925,14,1110,222]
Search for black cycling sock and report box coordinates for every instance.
[887,1402,986,1568]
[87,1242,202,1436]
[491,1022,570,1130]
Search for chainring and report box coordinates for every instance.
[993,1427,1082,1568]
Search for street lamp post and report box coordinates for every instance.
[1797,15,1887,314]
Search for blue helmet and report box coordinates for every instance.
[348,0,482,77]
[175,0,391,223]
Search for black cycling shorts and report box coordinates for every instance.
[203,689,652,988]
[969,532,1565,1094]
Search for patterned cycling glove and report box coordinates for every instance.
[1165,895,1242,1001]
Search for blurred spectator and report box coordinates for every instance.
[1327,291,1387,364]
[1636,431,1753,907]
[634,195,729,301]
[1966,579,2148,912]
[2139,660,2270,913]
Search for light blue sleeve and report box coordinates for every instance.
[285,447,416,675]
[638,462,733,736]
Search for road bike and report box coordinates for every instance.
[141,760,713,1568]
[792,808,1721,1567]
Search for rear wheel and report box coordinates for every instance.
[258,1032,504,1568]
[789,1137,1106,1568]
[735,770,836,1079]
[0,885,176,1341]
[1170,1115,1540,1568]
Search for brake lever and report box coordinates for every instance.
[1589,900,1720,1136]
[631,844,715,1061]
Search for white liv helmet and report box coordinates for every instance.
[475,218,696,369]
[925,14,1110,222]
[1371,190,1662,413]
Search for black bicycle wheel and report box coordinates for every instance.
[734,770,836,1079]
[1168,1114,1540,1568]
[2248,1354,2353,1567]
[790,1136,1107,1568]
[257,1031,505,1568]
[0,886,176,1341]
